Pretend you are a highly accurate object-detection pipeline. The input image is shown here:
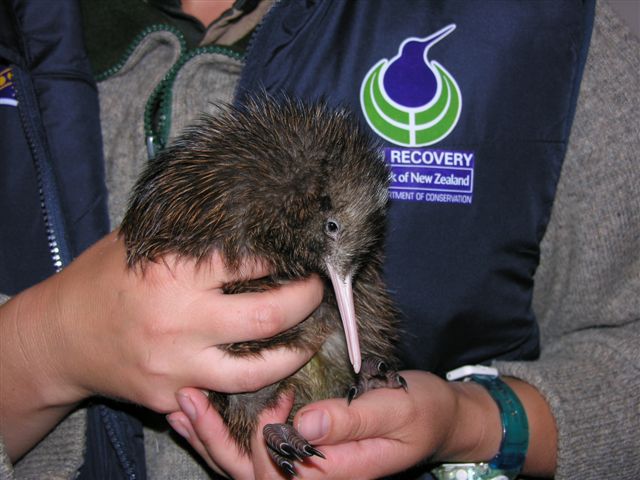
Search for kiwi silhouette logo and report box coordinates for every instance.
[360,25,461,147]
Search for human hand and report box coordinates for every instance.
[169,371,502,479]
[0,230,322,459]
[167,386,295,479]
[61,230,323,409]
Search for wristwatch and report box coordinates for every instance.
[431,365,529,480]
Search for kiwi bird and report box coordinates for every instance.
[120,97,406,475]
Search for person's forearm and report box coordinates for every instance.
[434,377,557,477]
[0,279,84,461]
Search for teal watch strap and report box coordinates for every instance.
[469,374,529,474]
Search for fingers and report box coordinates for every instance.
[163,268,324,393]
[169,388,297,480]
[165,250,273,290]
[167,388,254,479]
[197,274,324,344]
[191,345,316,393]
[185,273,323,393]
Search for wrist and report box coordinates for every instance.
[0,280,88,460]
[3,278,88,408]
[434,379,503,463]
[432,367,536,480]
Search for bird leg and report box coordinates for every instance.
[347,357,407,404]
[263,423,325,476]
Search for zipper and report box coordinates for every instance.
[98,405,139,480]
[12,65,71,271]
[144,43,243,157]
[91,23,187,158]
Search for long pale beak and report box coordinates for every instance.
[326,262,362,373]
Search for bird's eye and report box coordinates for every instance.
[325,219,340,237]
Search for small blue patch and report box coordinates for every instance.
[386,147,474,204]
[0,67,18,107]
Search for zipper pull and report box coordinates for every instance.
[146,135,156,159]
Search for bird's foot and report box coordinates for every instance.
[347,357,407,404]
[263,423,325,476]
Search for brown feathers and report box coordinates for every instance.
[121,97,388,278]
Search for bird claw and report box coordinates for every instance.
[346,357,407,403]
[347,385,359,405]
[263,423,325,476]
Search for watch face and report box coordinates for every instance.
[431,462,513,480]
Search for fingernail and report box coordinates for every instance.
[296,410,329,441]
[176,392,197,422]
[167,416,190,439]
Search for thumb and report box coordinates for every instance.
[293,388,405,445]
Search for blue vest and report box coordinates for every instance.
[239,0,595,375]
[0,0,110,295]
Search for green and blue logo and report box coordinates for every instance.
[360,24,461,147]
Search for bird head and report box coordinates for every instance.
[316,147,389,374]
[260,100,389,374]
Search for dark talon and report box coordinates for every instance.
[266,442,299,476]
[280,458,297,477]
[347,386,358,404]
[347,357,409,404]
[263,423,324,476]
[280,443,303,461]
[397,374,408,391]
[303,444,326,459]
[376,360,388,374]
